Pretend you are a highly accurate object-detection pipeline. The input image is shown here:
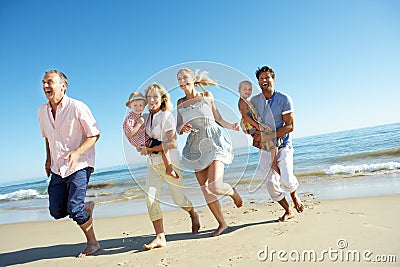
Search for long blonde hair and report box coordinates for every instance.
[145,83,173,111]
[178,68,218,91]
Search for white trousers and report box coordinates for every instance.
[145,161,192,221]
[259,146,299,201]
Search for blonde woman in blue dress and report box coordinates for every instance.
[176,68,243,237]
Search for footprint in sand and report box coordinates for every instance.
[117,261,132,266]
[228,255,244,262]
[243,208,259,214]
[160,257,174,266]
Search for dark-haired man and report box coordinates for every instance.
[251,66,304,222]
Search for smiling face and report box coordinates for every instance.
[177,69,195,92]
[239,82,252,99]
[128,99,146,115]
[146,89,162,113]
[258,71,275,93]
[42,72,66,105]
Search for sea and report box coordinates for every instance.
[1,122,399,225]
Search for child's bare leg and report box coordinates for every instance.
[162,152,179,179]
[271,148,280,175]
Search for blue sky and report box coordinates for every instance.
[0,0,399,184]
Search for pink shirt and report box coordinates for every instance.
[38,95,101,178]
[123,111,148,148]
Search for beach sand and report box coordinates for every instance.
[0,194,399,266]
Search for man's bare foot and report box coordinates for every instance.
[294,201,304,213]
[190,212,200,233]
[77,243,100,258]
[291,192,304,213]
[210,224,229,237]
[77,201,100,258]
[277,211,294,222]
[166,166,179,179]
[231,188,243,208]
[143,235,166,250]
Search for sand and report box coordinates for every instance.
[0,194,399,267]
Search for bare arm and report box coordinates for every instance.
[207,91,239,131]
[176,97,194,134]
[126,117,145,138]
[263,112,295,140]
[276,112,295,137]
[176,98,185,135]
[140,130,176,155]
[67,135,100,170]
[45,138,51,177]
[238,99,261,131]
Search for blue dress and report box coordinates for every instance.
[178,97,233,171]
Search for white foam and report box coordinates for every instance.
[326,161,400,175]
[0,189,41,201]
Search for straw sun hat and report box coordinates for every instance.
[125,92,146,107]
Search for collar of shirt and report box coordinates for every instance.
[46,95,70,111]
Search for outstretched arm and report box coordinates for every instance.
[207,91,239,131]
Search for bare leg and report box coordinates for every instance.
[77,201,100,258]
[143,219,167,250]
[207,161,243,208]
[277,198,294,222]
[270,148,280,175]
[290,191,304,213]
[161,152,179,179]
[208,201,229,237]
[195,168,228,237]
[188,208,200,233]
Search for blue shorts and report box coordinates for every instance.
[48,167,92,225]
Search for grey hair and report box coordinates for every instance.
[45,70,69,88]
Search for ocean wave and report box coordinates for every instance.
[0,189,47,201]
[97,193,146,204]
[338,147,400,161]
[325,161,400,175]
[91,166,130,177]
[296,170,327,178]
[87,181,118,189]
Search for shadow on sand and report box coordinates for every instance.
[0,219,276,266]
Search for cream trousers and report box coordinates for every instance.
[145,161,193,221]
[259,146,299,201]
